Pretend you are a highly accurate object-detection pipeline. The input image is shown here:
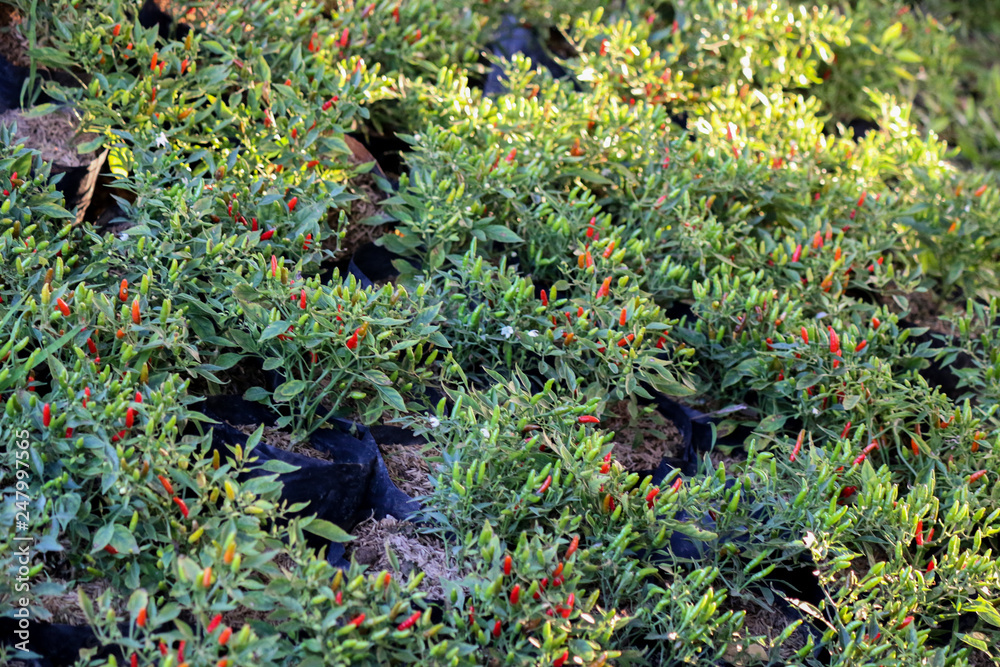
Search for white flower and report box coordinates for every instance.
[527,330,539,337]
[427,416,441,429]
[155,132,169,149]
[500,325,514,339]
[480,427,491,438]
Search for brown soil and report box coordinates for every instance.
[324,136,393,263]
[0,6,29,67]
[877,288,960,335]
[22,579,124,626]
[604,400,684,471]
[0,108,97,167]
[380,442,435,498]
[723,595,809,663]
[346,517,457,600]
[233,423,330,459]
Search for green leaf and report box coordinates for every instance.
[258,459,301,474]
[302,518,354,543]
[373,383,406,411]
[259,320,291,342]
[243,386,270,402]
[795,373,820,390]
[273,379,308,402]
[482,225,524,243]
[967,597,1000,628]
[263,357,284,371]
[757,414,787,432]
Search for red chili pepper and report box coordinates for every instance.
[840,421,852,440]
[554,651,569,667]
[577,415,599,424]
[812,230,823,249]
[131,654,138,667]
[828,327,840,355]
[349,613,365,627]
[134,391,142,404]
[397,611,421,631]
[505,148,517,163]
[599,39,609,55]
[103,544,118,555]
[855,340,867,353]
[131,298,141,325]
[926,527,934,542]
[872,316,881,329]
[159,641,168,656]
[271,255,278,277]
[158,475,173,495]
[800,327,809,344]
[299,289,307,310]
[288,196,298,212]
[645,487,660,508]
[492,620,501,638]
[150,52,158,71]
[596,276,612,298]
[173,496,189,518]
[119,279,129,302]
[898,616,914,630]
[346,329,359,350]
[670,477,683,493]
[910,438,919,456]
[218,627,232,645]
[339,27,350,48]
[335,591,342,605]
[857,191,867,208]
[565,534,580,558]
[43,403,52,427]
[83,387,90,408]
[790,428,805,462]
[509,584,521,605]
[126,407,135,428]
[969,470,988,483]
[180,58,189,75]
[503,554,512,576]
[56,297,70,317]
[926,558,935,573]
[791,244,802,263]
[539,290,548,307]
[974,184,988,197]
[619,308,628,326]
[602,241,616,258]
[208,613,222,633]
[178,641,185,662]
[137,607,147,628]
[113,23,121,37]
[537,475,552,494]
[854,441,878,466]
[840,486,857,498]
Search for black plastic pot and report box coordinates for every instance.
[194,396,418,547]
[52,148,109,225]
[0,617,122,667]
[483,15,575,96]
